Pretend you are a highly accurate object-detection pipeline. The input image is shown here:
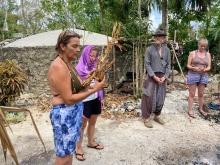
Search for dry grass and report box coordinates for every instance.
[101,94,139,120]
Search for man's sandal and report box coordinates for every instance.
[75,152,86,161]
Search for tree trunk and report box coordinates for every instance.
[138,0,142,19]
[135,44,139,97]
[162,0,168,39]
[21,0,27,35]
[205,7,211,36]
[98,0,105,33]
[132,42,135,96]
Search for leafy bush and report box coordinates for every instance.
[207,34,220,74]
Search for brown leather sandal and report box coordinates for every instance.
[188,112,196,118]
[199,109,208,118]
[87,143,104,150]
[75,152,86,161]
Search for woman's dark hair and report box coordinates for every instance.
[55,30,81,53]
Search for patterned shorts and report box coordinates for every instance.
[50,102,83,157]
[187,71,209,85]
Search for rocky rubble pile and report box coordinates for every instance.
[101,94,141,119]
[102,89,190,120]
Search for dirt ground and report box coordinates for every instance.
[0,85,220,165]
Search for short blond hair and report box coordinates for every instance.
[198,38,208,46]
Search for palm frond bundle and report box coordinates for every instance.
[82,22,121,86]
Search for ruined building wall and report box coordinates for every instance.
[0,47,133,97]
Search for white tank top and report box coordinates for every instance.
[82,79,98,102]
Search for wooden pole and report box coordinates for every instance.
[112,46,116,90]
[139,42,144,95]
[135,44,139,97]
[171,51,175,83]
[170,43,185,81]
[174,30,176,43]
[132,42,135,96]
[171,30,176,83]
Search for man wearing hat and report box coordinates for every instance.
[141,28,171,128]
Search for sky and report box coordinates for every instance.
[150,9,162,31]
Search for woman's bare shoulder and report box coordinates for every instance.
[49,58,63,70]
[207,51,211,56]
[189,50,196,55]
[188,50,196,57]
[48,58,68,77]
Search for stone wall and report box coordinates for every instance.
[0,46,133,97]
[111,49,133,82]
[1,46,56,96]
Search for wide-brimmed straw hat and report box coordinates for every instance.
[153,28,167,36]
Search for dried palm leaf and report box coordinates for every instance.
[82,22,121,86]
[0,107,19,165]
[0,106,46,165]
[0,60,28,105]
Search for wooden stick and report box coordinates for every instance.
[169,42,186,81]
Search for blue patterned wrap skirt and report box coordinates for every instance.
[50,102,83,157]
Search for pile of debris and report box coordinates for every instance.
[37,95,52,112]
[101,94,141,120]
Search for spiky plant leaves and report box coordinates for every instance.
[0,60,28,105]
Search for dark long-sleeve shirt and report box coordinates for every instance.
[145,44,171,78]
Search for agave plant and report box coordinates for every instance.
[0,60,28,106]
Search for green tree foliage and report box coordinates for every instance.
[20,0,45,34]
[0,0,45,41]
[0,0,22,41]
[41,0,100,31]
[99,0,150,38]
[40,0,151,39]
